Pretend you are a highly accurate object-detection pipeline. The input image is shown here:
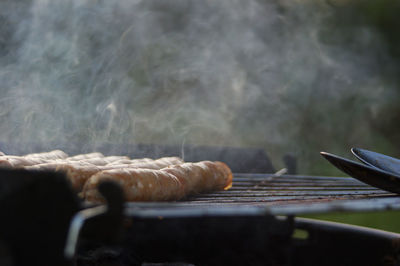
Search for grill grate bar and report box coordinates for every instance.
[183,195,392,204]
[197,189,382,196]
[229,186,375,191]
[230,183,372,188]
[233,178,359,183]
[234,174,359,181]
[234,178,367,183]
[180,174,394,206]
[189,190,388,198]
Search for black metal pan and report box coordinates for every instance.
[351,148,400,176]
[320,152,400,194]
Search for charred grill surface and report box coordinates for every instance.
[122,173,400,217]
[181,174,392,205]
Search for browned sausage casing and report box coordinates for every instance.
[25,157,184,191]
[82,161,233,202]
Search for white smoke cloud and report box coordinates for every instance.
[0,0,394,172]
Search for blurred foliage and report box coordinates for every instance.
[302,210,400,233]
[273,0,400,174]
[327,1,400,158]
[296,1,400,231]
[345,1,400,60]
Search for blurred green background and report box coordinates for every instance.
[1,0,400,232]
[295,0,400,232]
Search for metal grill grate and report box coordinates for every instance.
[125,174,400,216]
[182,174,393,205]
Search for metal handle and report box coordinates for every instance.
[64,205,107,259]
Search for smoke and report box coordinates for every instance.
[0,0,395,172]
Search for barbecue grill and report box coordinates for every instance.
[1,143,400,266]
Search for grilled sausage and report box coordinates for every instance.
[23,150,69,160]
[0,150,69,168]
[82,161,233,202]
[66,152,104,160]
[25,157,184,191]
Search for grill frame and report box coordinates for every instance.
[118,174,400,265]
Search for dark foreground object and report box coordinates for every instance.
[0,169,399,266]
[119,211,400,266]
